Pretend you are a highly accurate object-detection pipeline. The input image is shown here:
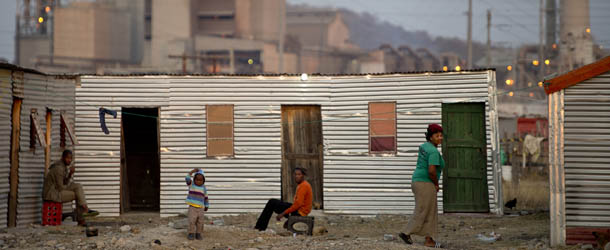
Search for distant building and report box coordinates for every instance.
[286,7,361,74]
[362,45,461,74]
[17,0,143,73]
[415,48,441,72]
[51,2,132,71]
[439,52,463,71]
[148,0,298,74]
[559,0,594,70]
[286,8,356,51]
[375,44,402,72]
[17,0,299,74]
[397,45,421,72]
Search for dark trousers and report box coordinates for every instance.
[255,198,300,231]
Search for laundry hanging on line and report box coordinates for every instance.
[99,108,117,135]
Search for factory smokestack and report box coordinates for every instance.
[559,0,594,70]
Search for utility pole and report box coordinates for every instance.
[277,1,285,73]
[467,0,473,69]
[14,0,20,65]
[486,9,491,68]
[539,0,545,81]
[49,0,54,65]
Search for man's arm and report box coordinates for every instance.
[51,166,66,192]
[278,185,306,220]
[64,166,75,185]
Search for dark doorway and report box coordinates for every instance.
[121,108,160,212]
[442,103,490,212]
[280,105,323,208]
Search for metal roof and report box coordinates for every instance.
[0,62,45,75]
[545,56,610,94]
[74,68,496,77]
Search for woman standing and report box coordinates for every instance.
[400,124,445,248]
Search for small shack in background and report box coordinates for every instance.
[74,70,503,217]
[0,63,77,228]
[545,56,610,246]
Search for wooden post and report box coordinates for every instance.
[119,116,129,213]
[8,97,22,227]
[549,91,566,246]
[45,109,52,175]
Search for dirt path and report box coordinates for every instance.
[0,211,581,250]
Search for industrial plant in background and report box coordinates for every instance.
[15,0,604,76]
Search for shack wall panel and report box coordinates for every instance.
[323,72,498,214]
[159,78,330,216]
[563,74,610,229]
[0,70,12,228]
[16,73,47,226]
[75,77,169,216]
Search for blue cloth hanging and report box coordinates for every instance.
[99,108,117,134]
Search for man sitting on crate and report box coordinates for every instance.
[43,150,98,226]
[255,167,313,231]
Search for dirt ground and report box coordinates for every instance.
[0,211,583,250]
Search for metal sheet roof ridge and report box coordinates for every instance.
[544,56,610,95]
[0,62,46,75]
[75,68,496,77]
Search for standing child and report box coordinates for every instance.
[185,168,209,240]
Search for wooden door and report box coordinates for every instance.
[442,103,489,212]
[281,105,323,208]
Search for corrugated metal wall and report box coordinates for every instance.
[49,77,76,164]
[12,74,76,226]
[562,72,610,228]
[0,69,12,228]
[17,73,48,225]
[75,77,169,216]
[160,77,330,215]
[76,72,499,217]
[324,72,498,214]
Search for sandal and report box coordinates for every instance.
[399,232,413,244]
[425,242,444,248]
[83,210,99,217]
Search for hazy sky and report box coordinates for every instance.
[1,0,609,62]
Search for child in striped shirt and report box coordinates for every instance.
[185,168,209,240]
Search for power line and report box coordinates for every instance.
[479,0,538,35]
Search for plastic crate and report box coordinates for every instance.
[42,201,62,226]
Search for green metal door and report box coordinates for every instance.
[442,103,489,212]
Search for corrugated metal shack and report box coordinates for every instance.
[545,56,610,246]
[74,70,502,217]
[0,63,77,228]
